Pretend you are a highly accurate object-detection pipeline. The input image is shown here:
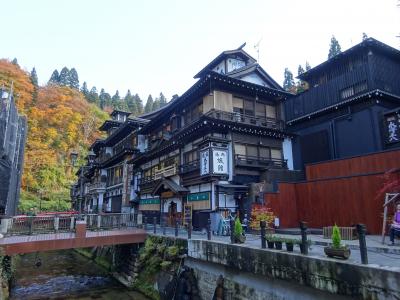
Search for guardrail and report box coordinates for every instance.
[1,213,136,236]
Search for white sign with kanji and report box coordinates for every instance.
[200,149,210,176]
[212,149,228,174]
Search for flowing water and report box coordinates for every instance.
[10,250,149,300]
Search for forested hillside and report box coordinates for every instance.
[0,59,172,212]
[0,59,108,212]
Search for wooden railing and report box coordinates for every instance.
[154,164,177,179]
[180,160,200,174]
[205,109,284,131]
[87,182,106,192]
[3,213,136,236]
[235,154,287,168]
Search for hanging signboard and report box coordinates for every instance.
[200,149,210,176]
[183,204,192,225]
[212,149,228,174]
[384,112,400,144]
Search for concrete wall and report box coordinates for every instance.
[187,239,400,300]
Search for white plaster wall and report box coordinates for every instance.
[240,73,269,87]
[283,138,294,170]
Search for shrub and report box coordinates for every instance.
[249,204,275,230]
[234,217,243,237]
[332,224,341,249]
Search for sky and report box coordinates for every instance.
[1,0,399,101]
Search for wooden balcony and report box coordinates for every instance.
[87,182,106,193]
[180,160,200,174]
[205,109,284,131]
[154,164,177,180]
[235,154,287,169]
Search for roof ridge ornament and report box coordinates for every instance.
[237,42,246,50]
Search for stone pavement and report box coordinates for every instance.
[146,225,400,270]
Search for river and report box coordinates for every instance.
[9,249,149,300]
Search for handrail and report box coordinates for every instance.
[235,154,287,168]
[180,160,200,174]
[5,213,137,236]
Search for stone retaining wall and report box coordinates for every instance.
[187,239,400,300]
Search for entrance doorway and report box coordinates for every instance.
[168,201,177,226]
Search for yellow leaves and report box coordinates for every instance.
[0,59,34,113]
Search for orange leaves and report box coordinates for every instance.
[0,59,34,113]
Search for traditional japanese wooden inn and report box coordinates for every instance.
[128,44,295,230]
[285,37,400,168]
[73,110,153,214]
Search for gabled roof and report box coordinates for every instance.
[151,178,189,196]
[298,37,400,81]
[226,62,283,90]
[194,43,256,79]
[99,120,123,131]
[110,110,131,117]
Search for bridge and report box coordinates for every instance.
[0,213,147,255]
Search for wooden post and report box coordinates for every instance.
[260,221,266,249]
[382,193,389,244]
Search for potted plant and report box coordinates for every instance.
[265,234,274,249]
[234,217,246,243]
[324,224,351,259]
[274,237,283,250]
[284,238,296,252]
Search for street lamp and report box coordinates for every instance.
[70,150,96,219]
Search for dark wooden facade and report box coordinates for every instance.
[285,38,400,169]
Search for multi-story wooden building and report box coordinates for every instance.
[72,110,151,214]
[129,45,294,229]
[285,38,400,169]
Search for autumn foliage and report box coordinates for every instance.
[0,59,108,212]
[249,204,276,230]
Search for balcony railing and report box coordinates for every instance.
[205,109,284,131]
[180,160,200,174]
[154,164,177,180]
[235,154,287,169]
[87,182,106,192]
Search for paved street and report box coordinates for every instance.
[145,225,400,270]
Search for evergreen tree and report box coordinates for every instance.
[88,86,99,104]
[81,82,89,99]
[134,94,143,114]
[30,67,38,87]
[59,67,70,86]
[144,95,154,113]
[69,68,79,89]
[30,67,39,104]
[305,61,311,71]
[125,90,138,115]
[297,65,305,77]
[159,92,167,107]
[283,68,295,91]
[99,88,112,108]
[11,58,19,66]
[48,70,60,85]
[152,99,160,111]
[362,32,368,41]
[328,36,342,59]
[112,90,120,102]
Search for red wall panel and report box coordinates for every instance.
[306,150,400,180]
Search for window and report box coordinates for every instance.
[340,81,367,99]
[184,150,198,163]
[259,147,270,158]
[244,100,254,116]
[233,97,244,114]
[234,144,246,156]
[271,149,282,160]
[255,103,265,118]
[247,145,258,157]
[266,105,276,119]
